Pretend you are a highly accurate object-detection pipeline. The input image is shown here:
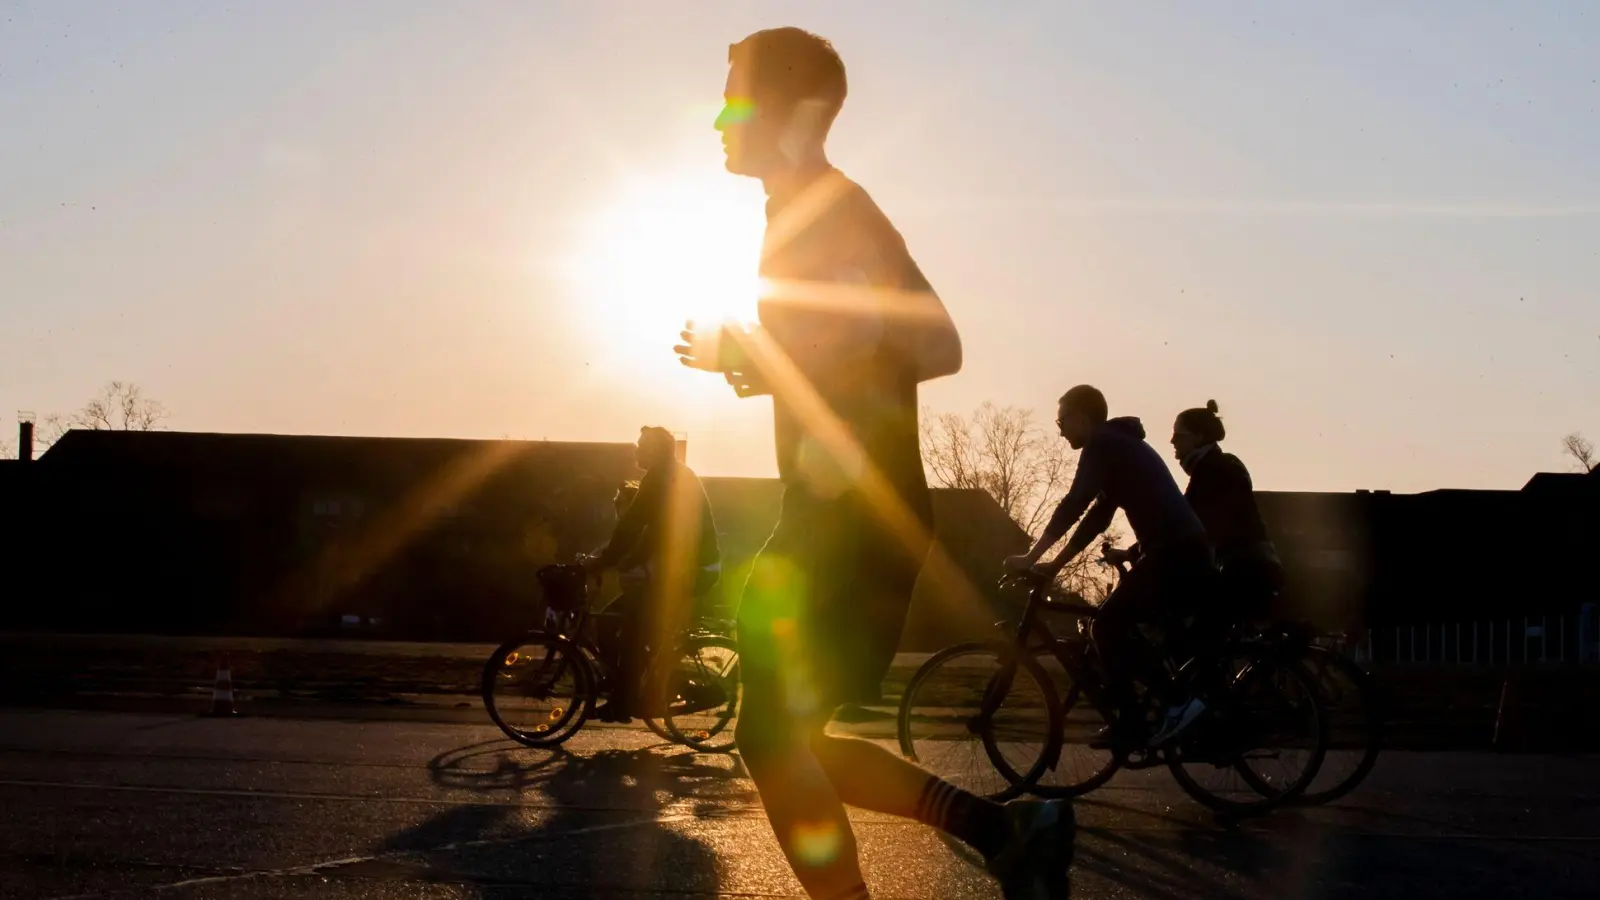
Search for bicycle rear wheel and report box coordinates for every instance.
[897,642,1061,801]
[1167,649,1327,815]
[1298,648,1382,805]
[482,633,594,747]
[653,634,741,753]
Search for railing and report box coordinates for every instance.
[1354,607,1600,667]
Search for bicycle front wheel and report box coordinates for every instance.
[897,642,1061,801]
[651,634,741,753]
[482,633,594,747]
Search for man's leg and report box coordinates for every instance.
[1091,562,1166,742]
[737,533,1071,898]
[736,536,872,899]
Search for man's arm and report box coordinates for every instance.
[1046,499,1116,572]
[596,471,664,568]
[759,195,961,384]
[772,259,961,383]
[1013,442,1105,566]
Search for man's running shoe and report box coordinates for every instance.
[1147,697,1207,747]
[986,798,1075,900]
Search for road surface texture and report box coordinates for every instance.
[1,709,1596,899]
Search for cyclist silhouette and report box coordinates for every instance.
[585,426,720,722]
[1007,385,1215,750]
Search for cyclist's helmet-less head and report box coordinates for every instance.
[1172,400,1225,462]
[1057,384,1108,450]
[635,427,677,470]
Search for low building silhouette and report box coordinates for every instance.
[1260,468,1599,643]
[9,425,1588,651]
[0,429,1027,649]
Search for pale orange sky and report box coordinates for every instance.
[3,2,1597,493]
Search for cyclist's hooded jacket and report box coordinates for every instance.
[1042,416,1208,556]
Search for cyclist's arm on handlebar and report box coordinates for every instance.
[596,470,664,568]
[1024,443,1106,563]
[1050,498,1115,569]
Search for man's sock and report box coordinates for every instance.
[913,777,1010,861]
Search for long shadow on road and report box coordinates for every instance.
[366,739,757,898]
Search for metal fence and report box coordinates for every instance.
[1354,605,1600,667]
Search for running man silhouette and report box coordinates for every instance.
[675,27,1074,900]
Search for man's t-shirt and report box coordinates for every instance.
[755,168,934,514]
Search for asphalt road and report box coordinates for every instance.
[1,709,1597,899]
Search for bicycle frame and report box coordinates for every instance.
[989,573,1121,771]
[995,565,1273,771]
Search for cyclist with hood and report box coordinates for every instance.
[1006,385,1214,749]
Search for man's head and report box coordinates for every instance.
[635,426,677,470]
[716,27,846,179]
[1056,385,1108,450]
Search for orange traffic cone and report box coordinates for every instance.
[203,652,238,717]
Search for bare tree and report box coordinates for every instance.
[31,413,72,455]
[922,403,1074,535]
[1562,432,1596,473]
[923,402,1121,603]
[74,381,168,431]
[28,382,168,455]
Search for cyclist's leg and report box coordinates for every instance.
[1091,561,1168,740]
[601,586,647,718]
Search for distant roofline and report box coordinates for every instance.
[47,428,633,449]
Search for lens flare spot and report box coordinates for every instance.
[716,97,756,129]
[790,820,842,868]
[784,667,820,717]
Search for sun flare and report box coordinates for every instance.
[564,166,766,365]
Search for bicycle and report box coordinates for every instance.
[482,560,741,753]
[1256,622,1383,805]
[897,554,1328,814]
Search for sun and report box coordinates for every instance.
[562,165,766,366]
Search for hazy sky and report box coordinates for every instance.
[3,1,1596,493]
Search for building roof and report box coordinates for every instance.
[39,429,642,493]
[44,428,633,467]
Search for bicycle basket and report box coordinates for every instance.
[536,563,589,612]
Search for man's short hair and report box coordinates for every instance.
[728,27,847,128]
[638,426,676,458]
[1059,385,1109,425]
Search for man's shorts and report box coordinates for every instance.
[736,486,933,712]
